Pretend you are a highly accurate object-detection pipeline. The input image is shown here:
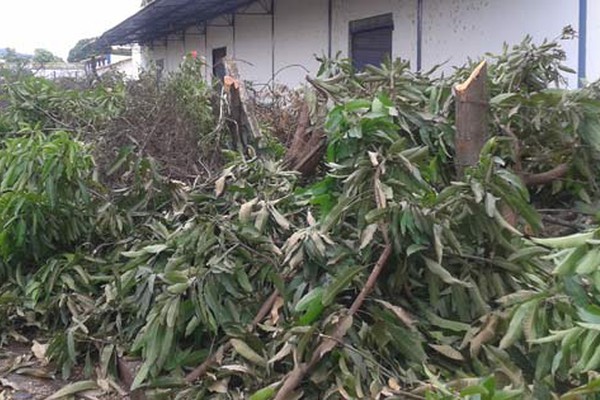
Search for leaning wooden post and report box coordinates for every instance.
[454,60,488,176]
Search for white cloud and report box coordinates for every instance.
[0,0,140,59]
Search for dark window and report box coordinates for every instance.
[155,59,164,80]
[350,13,393,70]
[212,47,227,80]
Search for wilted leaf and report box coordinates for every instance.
[375,299,415,328]
[430,344,465,361]
[31,341,48,363]
[359,224,378,250]
[423,257,470,287]
[230,339,267,367]
[45,380,98,400]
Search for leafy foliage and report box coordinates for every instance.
[2,33,600,400]
[67,38,97,63]
[32,48,63,67]
[0,130,95,270]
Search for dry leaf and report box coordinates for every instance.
[359,224,378,250]
[208,378,230,393]
[31,340,48,363]
[470,314,499,357]
[375,299,415,328]
[388,377,401,391]
[429,344,465,361]
[307,211,316,226]
[215,345,226,365]
[374,178,387,209]
[215,176,226,197]
[368,151,380,167]
[0,377,21,391]
[239,198,258,223]
[270,296,285,325]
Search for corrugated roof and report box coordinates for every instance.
[97,0,257,46]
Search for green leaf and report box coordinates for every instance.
[45,380,98,400]
[230,339,267,367]
[143,244,169,254]
[131,361,152,390]
[554,245,588,275]
[423,257,470,287]
[500,300,539,349]
[249,384,279,400]
[322,265,365,306]
[490,93,517,105]
[295,287,324,312]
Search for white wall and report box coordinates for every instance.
[138,0,595,88]
[166,34,186,73]
[587,0,600,82]
[235,7,273,86]
[273,0,329,86]
[422,0,579,86]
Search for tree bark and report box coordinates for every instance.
[223,59,262,154]
[283,102,326,176]
[455,61,489,176]
[522,163,569,186]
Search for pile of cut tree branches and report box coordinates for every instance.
[2,33,600,400]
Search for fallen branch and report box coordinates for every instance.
[273,164,392,400]
[273,244,393,400]
[184,290,280,383]
[522,163,569,186]
[284,102,326,176]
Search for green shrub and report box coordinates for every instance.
[0,129,95,270]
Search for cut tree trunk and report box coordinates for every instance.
[455,61,489,176]
[223,59,262,154]
[283,102,326,176]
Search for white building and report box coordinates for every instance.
[98,0,600,88]
[34,64,85,80]
[83,47,143,80]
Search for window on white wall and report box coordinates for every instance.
[155,59,164,80]
[212,47,227,81]
[350,13,393,70]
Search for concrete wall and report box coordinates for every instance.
[235,9,272,86]
[422,0,579,86]
[138,0,595,88]
[587,0,600,82]
[272,0,329,86]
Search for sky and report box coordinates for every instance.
[0,0,141,60]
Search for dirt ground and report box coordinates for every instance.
[0,342,131,400]
[0,342,66,399]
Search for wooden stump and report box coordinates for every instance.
[455,61,488,176]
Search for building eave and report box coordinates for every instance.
[97,0,257,47]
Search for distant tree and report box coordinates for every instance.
[32,48,63,67]
[3,48,28,63]
[68,38,97,63]
[1,48,31,76]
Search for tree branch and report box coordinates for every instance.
[273,164,392,400]
[522,163,569,186]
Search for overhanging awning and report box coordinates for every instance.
[97,0,258,47]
